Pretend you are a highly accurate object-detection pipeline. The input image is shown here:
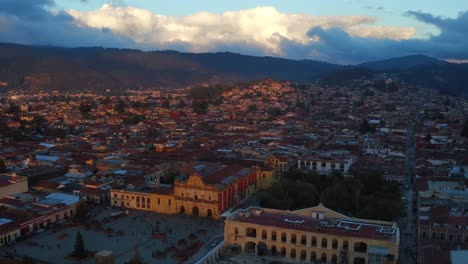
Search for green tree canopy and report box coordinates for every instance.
[71,231,86,259]
[462,119,468,138]
[0,159,6,173]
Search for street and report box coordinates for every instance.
[399,118,418,264]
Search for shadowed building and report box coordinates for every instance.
[224,204,399,264]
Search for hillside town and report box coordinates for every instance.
[0,79,467,264]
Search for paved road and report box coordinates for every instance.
[399,114,419,264]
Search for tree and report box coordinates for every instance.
[462,119,468,138]
[71,231,86,259]
[192,101,209,114]
[247,104,257,112]
[45,127,67,138]
[115,99,127,113]
[75,201,88,224]
[424,133,432,141]
[78,102,93,118]
[20,256,36,264]
[6,103,21,116]
[359,119,370,134]
[160,169,178,184]
[102,96,112,105]
[128,244,144,264]
[0,159,6,173]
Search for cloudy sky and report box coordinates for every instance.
[1,0,467,64]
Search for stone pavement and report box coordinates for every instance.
[0,205,223,264]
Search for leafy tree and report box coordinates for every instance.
[75,201,88,224]
[177,99,186,108]
[269,107,283,116]
[462,119,468,138]
[263,167,402,221]
[192,101,209,114]
[128,244,144,264]
[161,99,170,109]
[424,133,432,141]
[147,128,161,138]
[6,103,21,116]
[20,256,36,264]
[248,104,257,112]
[188,84,230,100]
[31,115,46,132]
[0,159,6,173]
[45,127,67,138]
[102,96,112,105]
[115,99,127,113]
[71,231,86,259]
[160,169,178,184]
[359,119,370,134]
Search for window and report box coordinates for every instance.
[291,234,297,244]
[332,239,338,249]
[321,238,327,249]
[281,232,287,242]
[157,198,160,205]
[168,199,171,206]
[354,242,368,253]
[136,197,140,202]
[113,194,117,198]
[246,227,257,238]
[147,197,150,204]
[311,236,317,247]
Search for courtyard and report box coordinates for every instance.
[0,204,224,264]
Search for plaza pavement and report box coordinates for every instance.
[1,205,223,264]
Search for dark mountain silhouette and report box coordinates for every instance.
[0,43,339,92]
[359,54,447,71]
[0,43,466,95]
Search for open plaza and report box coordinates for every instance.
[0,204,224,264]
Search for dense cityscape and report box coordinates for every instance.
[0,76,467,263]
[1,1,468,264]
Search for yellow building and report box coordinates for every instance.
[265,155,291,174]
[111,185,175,215]
[110,162,279,219]
[224,204,399,264]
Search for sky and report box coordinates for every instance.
[1,0,467,64]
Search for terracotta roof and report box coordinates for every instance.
[203,164,251,186]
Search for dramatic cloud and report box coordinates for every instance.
[1,1,467,64]
[68,5,416,59]
[0,0,133,48]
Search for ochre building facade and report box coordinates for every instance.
[224,205,399,264]
[110,162,277,219]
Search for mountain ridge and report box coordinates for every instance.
[0,43,466,95]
